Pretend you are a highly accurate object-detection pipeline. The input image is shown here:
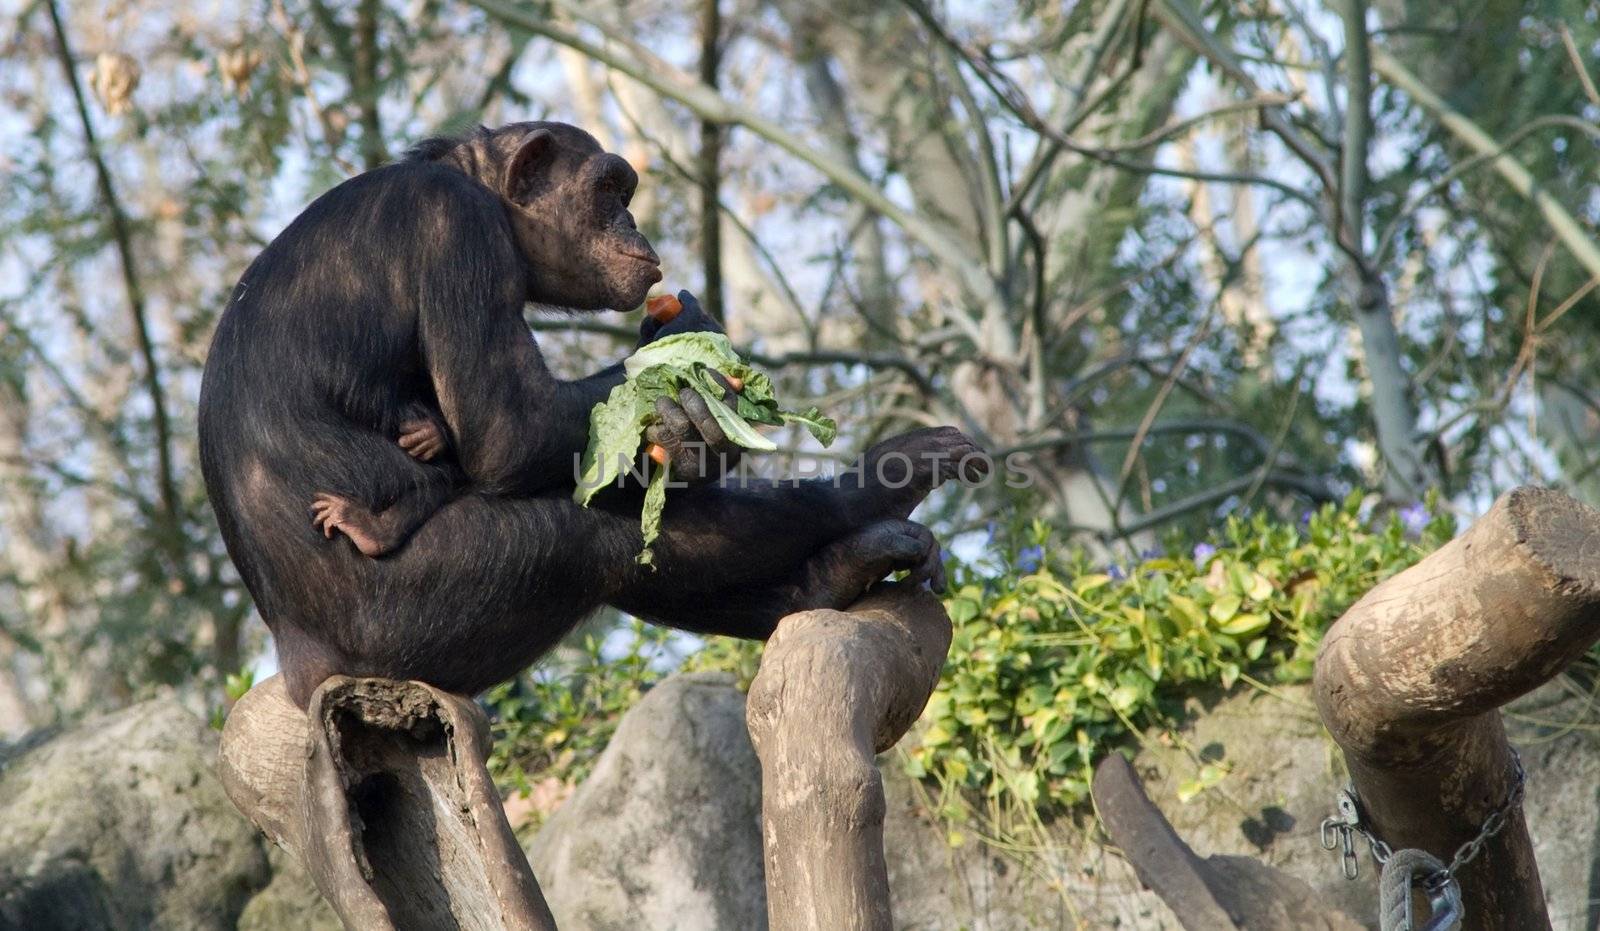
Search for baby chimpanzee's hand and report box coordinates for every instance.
[398,418,447,462]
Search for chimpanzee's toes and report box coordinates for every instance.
[851,519,942,587]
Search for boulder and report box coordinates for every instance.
[0,700,270,931]
[235,848,340,931]
[526,672,767,931]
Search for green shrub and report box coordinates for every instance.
[907,494,1453,821]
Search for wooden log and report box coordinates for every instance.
[744,582,953,931]
[1315,486,1600,930]
[1091,754,1364,930]
[219,674,557,931]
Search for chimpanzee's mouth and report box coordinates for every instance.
[618,249,660,266]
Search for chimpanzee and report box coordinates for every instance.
[199,121,985,709]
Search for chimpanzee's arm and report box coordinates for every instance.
[411,177,625,495]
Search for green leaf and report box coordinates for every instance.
[686,380,778,451]
[636,465,669,566]
[1209,594,1242,623]
[574,380,650,506]
[779,406,838,446]
[1218,612,1269,637]
[623,331,748,378]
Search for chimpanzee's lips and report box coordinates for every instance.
[620,250,662,282]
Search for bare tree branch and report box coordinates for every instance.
[44,0,179,535]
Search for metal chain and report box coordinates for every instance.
[1320,748,1525,917]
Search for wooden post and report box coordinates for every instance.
[745,583,953,931]
[219,674,557,931]
[1091,754,1365,930]
[1315,486,1600,929]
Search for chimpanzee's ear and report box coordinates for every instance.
[506,129,556,202]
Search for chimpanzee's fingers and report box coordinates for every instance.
[676,388,728,450]
[674,290,725,334]
[648,397,695,447]
[704,369,739,405]
[637,312,663,347]
[922,542,947,593]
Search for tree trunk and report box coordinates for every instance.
[219,675,556,931]
[1314,486,1600,929]
[744,582,952,931]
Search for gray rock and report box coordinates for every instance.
[235,847,340,931]
[0,700,270,931]
[526,672,767,931]
[1506,679,1600,930]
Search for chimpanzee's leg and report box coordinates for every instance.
[611,518,945,639]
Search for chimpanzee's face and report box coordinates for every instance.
[499,124,662,311]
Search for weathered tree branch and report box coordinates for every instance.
[1315,486,1600,929]
[745,583,952,931]
[44,0,180,536]
[1092,754,1365,930]
[219,675,556,930]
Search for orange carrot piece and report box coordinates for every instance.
[645,294,683,323]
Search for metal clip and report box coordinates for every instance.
[1321,789,1363,880]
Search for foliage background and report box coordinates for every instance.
[1,0,1597,828]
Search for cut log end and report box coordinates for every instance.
[1504,485,1600,599]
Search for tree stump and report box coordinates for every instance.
[218,675,556,931]
[744,582,953,931]
[1315,486,1600,930]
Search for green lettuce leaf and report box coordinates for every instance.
[780,406,838,446]
[574,380,650,507]
[578,329,838,564]
[637,464,669,565]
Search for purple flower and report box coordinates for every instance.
[1299,509,1314,527]
[1192,542,1217,565]
[1139,546,1165,561]
[1107,563,1126,581]
[1016,545,1044,572]
[1399,502,1428,536]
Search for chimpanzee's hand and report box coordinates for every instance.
[644,382,744,483]
[857,426,990,520]
[637,290,724,346]
[635,290,742,482]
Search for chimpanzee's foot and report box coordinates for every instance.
[858,426,989,519]
[398,418,446,461]
[799,518,946,610]
[311,493,394,557]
